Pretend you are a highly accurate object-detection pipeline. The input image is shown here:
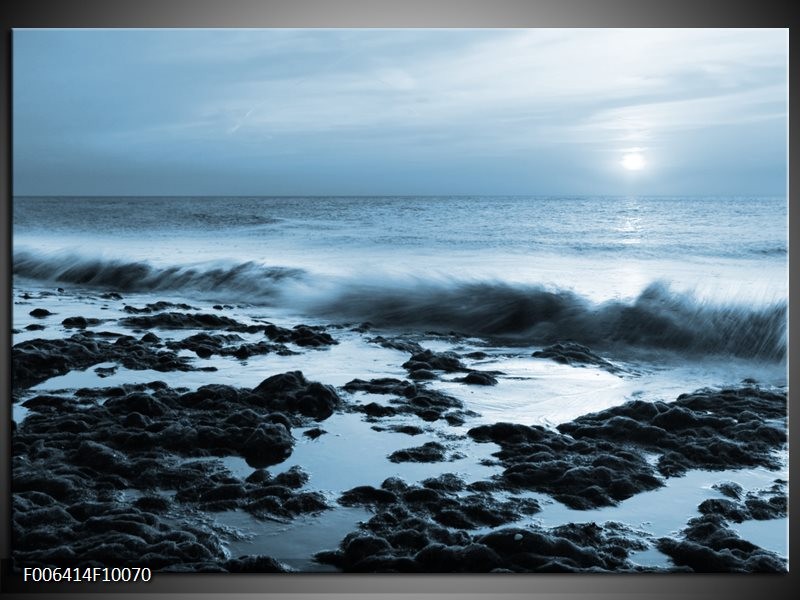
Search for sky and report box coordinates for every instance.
[13,28,788,196]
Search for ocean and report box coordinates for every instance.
[11,195,789,571]
[13,195,788,357]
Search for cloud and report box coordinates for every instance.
[12,28,788,195]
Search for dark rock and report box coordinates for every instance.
[340,486,398,507]
[245,469,271,484]
[283,492,328,514]
[13,333,199,389]
[104,393,170,418]
[456,371,498,386]
[240,423,294,468]
[713,481,743,499]
[408,369,437,381]
[94,365,118,378]
[133,496,171,513]
[389,424,425,436]
[342,535,394,566]
[344,377,417,397]
[273,466,309,489]
[263,323,338,347]
[119,312,256,331]
[123,301,195,314]
[29,308,54,318]
[368,336,425,354]
[167,332,295,360]
[388,442,447,463]
[251,371,341,420]
[72,441,130,474]
[558,385,787,476]
[62,316,102,329]
[359,402,398,418]
[421,473,466,492]
[699,480,787,523]
[657,515,786,572]
[469,421,662,508]
[532,342,621,373]
[403,349,468,373]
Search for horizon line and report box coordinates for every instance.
[11,193,787,199]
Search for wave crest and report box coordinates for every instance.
[14,250,786,361]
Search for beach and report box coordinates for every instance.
[10,195,788,572]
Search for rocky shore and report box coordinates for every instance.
[11,289,788,573]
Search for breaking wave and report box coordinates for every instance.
[14,250,786,361]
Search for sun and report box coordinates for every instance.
[621,152,646,171]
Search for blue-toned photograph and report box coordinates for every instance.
[11,28,788,573]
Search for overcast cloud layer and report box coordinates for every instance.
[13,28,788,196]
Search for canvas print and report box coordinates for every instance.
[11,29,788,574]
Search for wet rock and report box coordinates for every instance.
[72,441,130,474]
[167,332,295,360]
[532,342,621,373]
[94,365,118,378]
[62,316,102,329]
[303,427,327,439]
[119,312,255,331]
[123,301,195,314]
[104,393,171,418]
[713,481,743,499]
[251,371,341,420]
[13,333,199,389]
[341,535,394,567]
[469,421,662,508]
[133,496,171,513]
[421,473,466,492]
[559,385,787,476]
[283,492,328,514]
[358,402,398,418]
[699,480,786,523]
[25,324,46,331]
[408,369,437,381]
[240,423,294,468]
[403,349,468,373]
[697,498,750,523]
[339,486,398,506]
[344,377,417,397]
[29,308,54,318]
[389,424,425,436]
[345,378,471,425]
[273,466,309,489]
[21,395,74,411]
[13,471,83,503]
[263,323,338,347]
[657,514,786,572]
[318,510,649,573]
[245,470,271,485]
[388,442,447,463]
[456,371,498,386]
[367,336,425,354]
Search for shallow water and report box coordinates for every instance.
[271,413,503,494]
[11,266,788,571]
[217,506,373,571]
